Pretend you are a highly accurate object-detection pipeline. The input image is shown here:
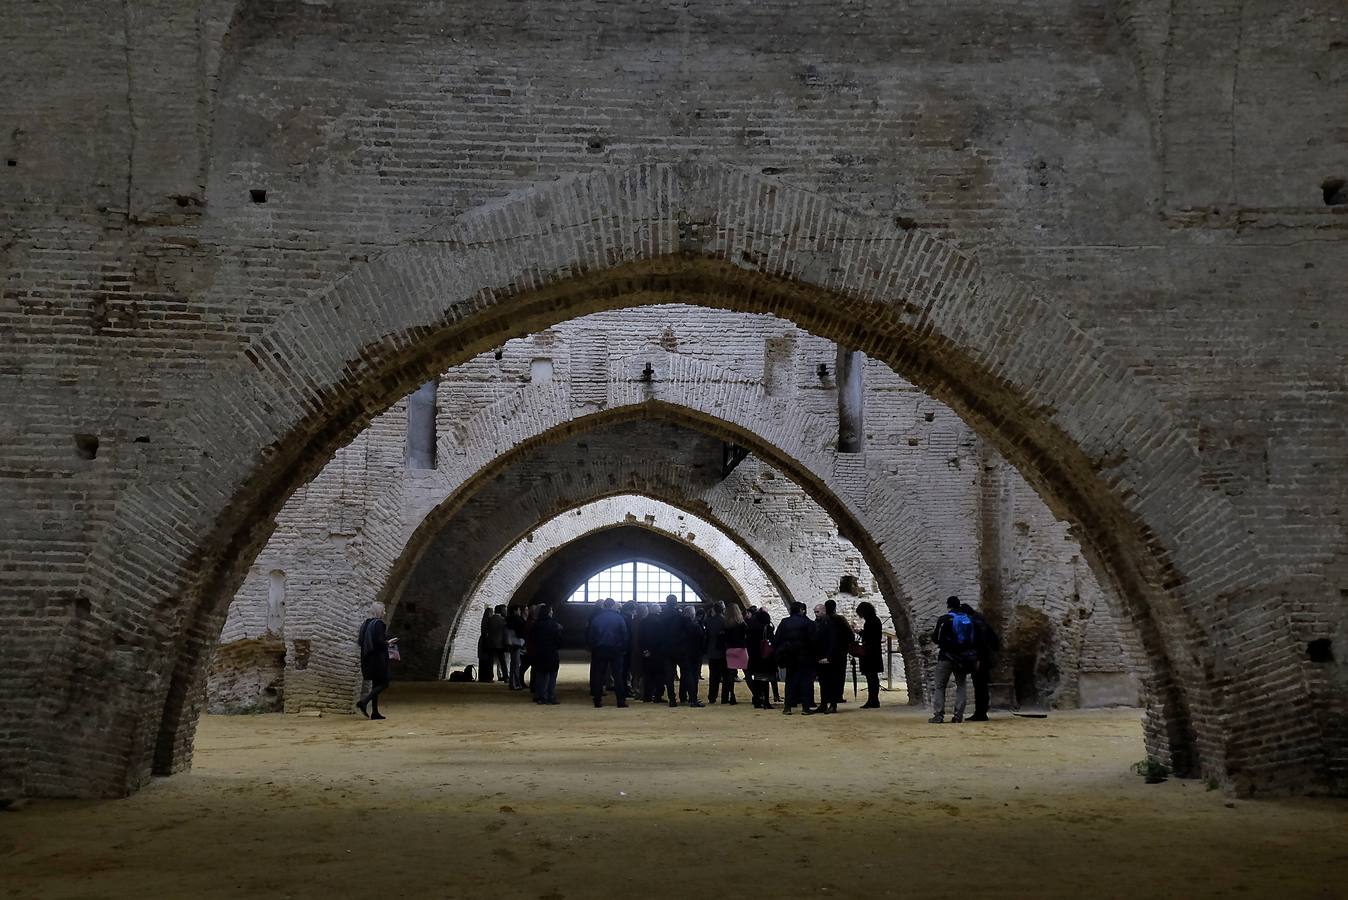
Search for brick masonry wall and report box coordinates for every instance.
[215,306,1120,713]
[1,0,1343,797]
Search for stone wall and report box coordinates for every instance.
[215,307,1120,712]
[2,0,1343,797]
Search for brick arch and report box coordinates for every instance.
[71,161,1294,798]
[440,502,803,679]
[378,404,923,679]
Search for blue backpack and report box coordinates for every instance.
[949,612,974,650]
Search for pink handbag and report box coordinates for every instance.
[725,647,749,669]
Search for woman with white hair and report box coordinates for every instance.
[356,601,396,719]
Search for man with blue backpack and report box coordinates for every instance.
[929,595,979,724]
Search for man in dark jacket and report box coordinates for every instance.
[486,605,509,683]
[655,595,684,707]
[811,602,830,708]
[930,595,977,723]
[677,604,707,707]
[476,605,495,683]
[960,602,1000,721]
[817,599,853,714]
[529,604,564,705]
[703,601,726,704]
[773,602,817,715]
[586,597,629,708]
[639,604,666,702]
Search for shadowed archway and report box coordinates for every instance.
[64,162,1297,798]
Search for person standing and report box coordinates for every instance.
[656,595,684,707]
[356,601,396,720]
[817,599,852,714]
[486,605,509,683]
[703,601,726,705]
[746,608,777,709]
[639,603,667,703]
[811,602,830,709]
[720,604,748,704]
[929,596,977,724]
[621,600,639,696]
[586,597,629,708]
[856,601,883,709]
[505,605,528,690]
[960,602,1000,721]
[677,604,706,707]
[772,602,817,715]
[529,604,563,705]
[476,605,495,683]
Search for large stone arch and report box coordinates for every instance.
[440,499,805,678]
[69,162,1292,798]
[392,445,894,683]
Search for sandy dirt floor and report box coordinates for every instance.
[3,669,1347,899]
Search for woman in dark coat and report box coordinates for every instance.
[719,604,747,704]
[529,604,564,705]
[856,601,883,708]
[746,608,777,710]
[357,601,395,719]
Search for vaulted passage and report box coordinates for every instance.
[3,1,1346,895]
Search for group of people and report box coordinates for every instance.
[356,592,1000,723]
[480,594,888,715]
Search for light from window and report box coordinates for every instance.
[566,561,703,604]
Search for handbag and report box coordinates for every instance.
[387,642,402,662]
[725,646,749,669]
[848,641,865,658]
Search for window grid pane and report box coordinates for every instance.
[566,560,699,604]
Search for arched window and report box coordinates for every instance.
[566,561,702,604]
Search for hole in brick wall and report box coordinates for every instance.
[924,411,935,422]
[1307,638,1334,663]
[493,347,503,360]
[530,358,554,383]
[249,188,267,203]
[5,158,15,167]
[74,433,98,459]
[586,136,606,153]
[1322,177,1346,206]
[292,639,311,670]
[133,435,150,443]
[839,575,859,595]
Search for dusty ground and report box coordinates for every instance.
[4,670,1347,899]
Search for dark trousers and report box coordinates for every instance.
[820,662,845,704]
[590,649,626,702]
[972,663,991,717]
[477,653,493,682]
[661,658,678,703]
[785,665,815,710]
[508,646,523,689]
[642,656,666,700]
[359,678,389,714]
[706,657,726,702]
[864,671,880,706]
[534,663,559,703]
[678,657,699,702]
[719,664,738,702]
